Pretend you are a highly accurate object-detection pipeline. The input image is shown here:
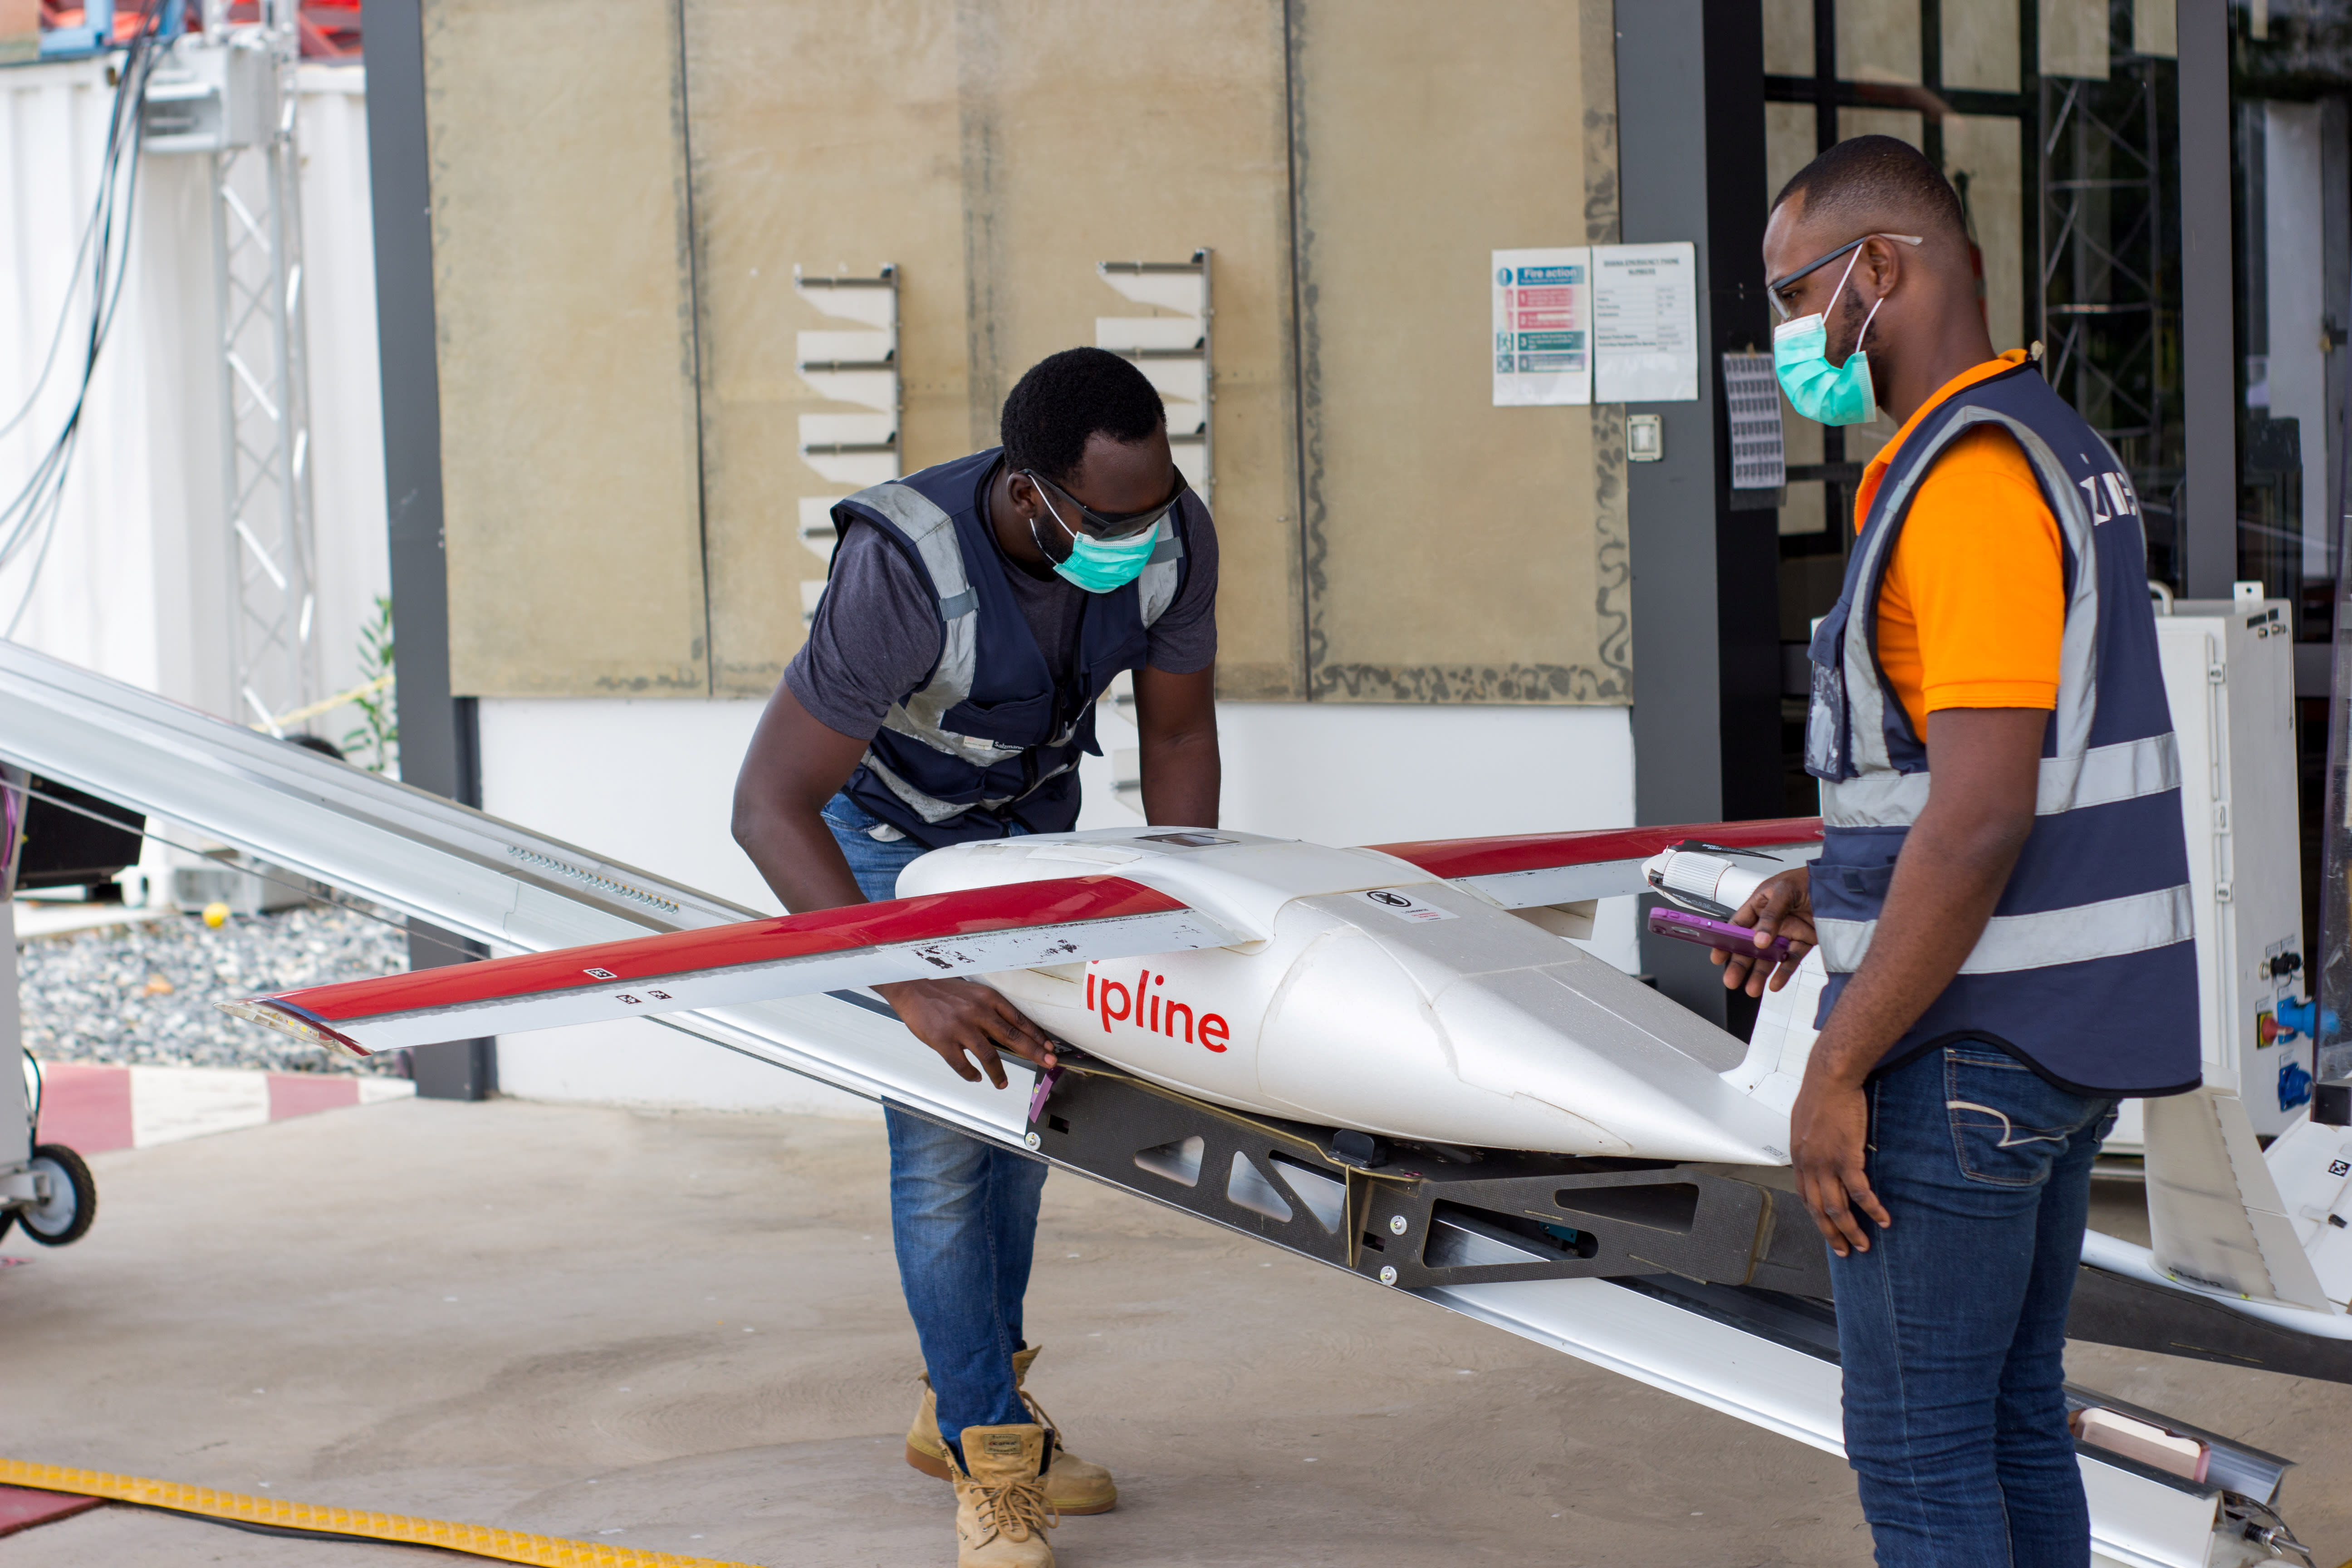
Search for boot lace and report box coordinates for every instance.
[1018,1386,1061,1438]
[972,1471,1058,1542]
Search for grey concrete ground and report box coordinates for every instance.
[0,1097,2344,1568]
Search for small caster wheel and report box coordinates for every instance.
[20,1143,95,1246]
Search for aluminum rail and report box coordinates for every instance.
[0,642,2286,1568]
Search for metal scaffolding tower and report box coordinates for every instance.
[147,2,318,731]
[2040,59,2181,569]
[216,4,317,733]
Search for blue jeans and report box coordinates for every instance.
[821,793,1048,1462]
[1831,1044,2117,1568]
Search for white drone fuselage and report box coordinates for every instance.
[899,828,1803,1166]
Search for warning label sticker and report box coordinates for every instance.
[1358,888,1458,924]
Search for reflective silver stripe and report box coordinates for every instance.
[1820,733,2180,828]
[1949,408,2104,770]
[859,750,1008,827]
[1819,772,1930,828]
[1137,513,1185,627]
[858,748,1083,828]
[1817,883,2194,976]
[1836,453,1906,780]
[1840,407,2104,786]
[852,482,1190,827]
[2038,731,2179,813]
[841,483,1009,825]
[1816,913,1872,973]
[846,482,987,753]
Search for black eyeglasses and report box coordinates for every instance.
[1767,232,1922,320]
[1023,468,1188,541]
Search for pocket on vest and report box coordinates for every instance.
[1809,857,1895,922]
[943,692,1055,747]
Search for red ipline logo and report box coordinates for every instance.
[1085,965,1230,1053]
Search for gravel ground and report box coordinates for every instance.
[17,903,411,1074]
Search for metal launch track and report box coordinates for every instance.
[0,642,2306,1568]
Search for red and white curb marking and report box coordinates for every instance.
[34,1064,414,1156]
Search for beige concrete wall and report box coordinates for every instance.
[952,0,1302,701]
[424,0,1627,707]
[683,0,1302,699]
[680,0,969,699]
[424,0,709,697]
[1290,0,1627,703]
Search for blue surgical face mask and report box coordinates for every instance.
[1030,490,1157,593]
[1772,246,1886,427]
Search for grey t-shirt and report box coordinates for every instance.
[786,468,1219,741]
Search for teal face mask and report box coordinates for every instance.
[1771,245,1886,427]
[1030,490,1158,593]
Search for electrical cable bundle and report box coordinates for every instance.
[0,1,167,637]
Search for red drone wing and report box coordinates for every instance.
[1369,816,1824,908]
[220,876,1240,1055]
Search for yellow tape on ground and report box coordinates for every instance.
[0,1458,758,1568]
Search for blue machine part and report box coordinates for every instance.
[33,0,179,55]
[38,0,112,56]
[2282,1055,2316,1112]
[2276,995,2332,1041]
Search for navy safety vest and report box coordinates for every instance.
[1803,359,2200,1096]
[831,448,1192,848]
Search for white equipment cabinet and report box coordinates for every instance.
[2108,595,2309,1149]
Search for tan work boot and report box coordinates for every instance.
[906,1345,1118,1514]
[952,1423,1058,1568]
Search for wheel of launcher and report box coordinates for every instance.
[18,1144,95,1246]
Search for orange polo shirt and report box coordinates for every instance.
[1852,351,2063,737]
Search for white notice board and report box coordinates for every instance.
[1593,242,1698,402]
[1491,247,1592,406]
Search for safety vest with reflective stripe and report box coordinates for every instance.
[1802,361,2199,1096]
[832,448,1191,848]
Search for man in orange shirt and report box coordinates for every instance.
[1723,137,2199,1565]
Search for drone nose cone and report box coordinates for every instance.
[1437,958,1791,1165]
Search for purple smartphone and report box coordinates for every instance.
[1646,907,1794,963]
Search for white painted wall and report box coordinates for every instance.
[0,57,219,708]
[478,695,1641,1113]
[476,696,774,910]
[479,695,872,1117]
[0,59,386,732]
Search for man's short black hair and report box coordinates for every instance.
[1772,134,1967,251]
[999,347,1165,484]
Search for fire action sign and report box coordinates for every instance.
[1492,247,1591,406]
[1492,243,1700,407]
